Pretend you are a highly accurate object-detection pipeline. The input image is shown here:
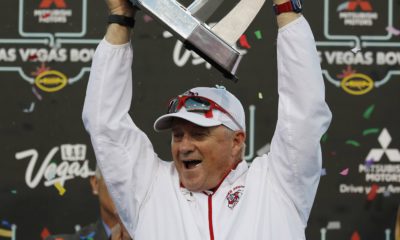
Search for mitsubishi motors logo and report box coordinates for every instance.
[366,128,400,162]
[34,0,71,23]
[338,0,376,26]
[357,128,400,183]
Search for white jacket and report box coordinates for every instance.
[83,16,332,240]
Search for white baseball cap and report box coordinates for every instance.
[154,86,246,132]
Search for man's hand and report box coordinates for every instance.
[111,213,132,240]
[104,0,136,44]
[105,0,135,17]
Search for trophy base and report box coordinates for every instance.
[185,24,242,82]
[133,0,242,81]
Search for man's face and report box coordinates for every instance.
[171,118,243,192]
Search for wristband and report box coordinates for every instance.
[108,14,135,28]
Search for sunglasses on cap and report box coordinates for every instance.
[167,95,243,131]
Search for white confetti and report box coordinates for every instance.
[327,221,341,230]
[351,47,361,54]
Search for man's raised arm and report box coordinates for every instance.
[267,8,332,225]
[82,1,159,237]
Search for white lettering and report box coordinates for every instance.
[0,48,16,62]
[15,145,95,189]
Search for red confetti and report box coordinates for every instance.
[28,54,38,61]
[42,13,51,19]
[367,184,379,201]
[239,35,251,49]
[41,227,51,240]
[351,231,361,240]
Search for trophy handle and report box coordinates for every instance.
[187,0,225,22]
[212,0,266,45]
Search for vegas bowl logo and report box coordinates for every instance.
[317,0,400,95]
[0,0,99,93]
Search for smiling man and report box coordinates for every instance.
[82,0,332,239]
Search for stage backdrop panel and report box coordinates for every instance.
[0,0,399,239]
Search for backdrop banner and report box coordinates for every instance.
[0,0,399,239]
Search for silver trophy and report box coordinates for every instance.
[131,0,265,81]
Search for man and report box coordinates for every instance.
[46,167,130,240]
[82,0,332,239]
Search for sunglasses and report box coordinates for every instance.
[167,95,242,130]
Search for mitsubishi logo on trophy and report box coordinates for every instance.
[130,0,265,81]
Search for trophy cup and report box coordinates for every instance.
[130,0,265,81]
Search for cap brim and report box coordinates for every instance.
[154,111,222,132]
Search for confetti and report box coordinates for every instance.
[351,231,361,240]
[80,231,95,240]
[1,221,10,227]
[23,102,35,113]
[41,227,51,240]
[340,168,349,176]
[383,190,390,197]
[254,30,262,39]
[258,92,263,99]
[32,86,43,101]
[321,133,328,142]
[42,13,51,19]
[363,104,375,119]
[54,182,66,196]
[320,168,327,176]
[28,54,38,61]
[162,31,173,38]
[386,26,400,36]
[45,167,56,181]
[362,128,379,136]
[75,225,81,232]
[326,221,341,230]
[351,47,361,54]
[336,2,349,11]
[345,140,360,147]
[365,159,374,168]
[367,184,379,201]
[239,35,251,49]
[0,228,12,237]
[143,14,153,23]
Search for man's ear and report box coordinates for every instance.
[90,176,99,195]
[233,131,246,155]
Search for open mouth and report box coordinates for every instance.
[183,160,202,169]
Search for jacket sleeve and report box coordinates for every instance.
[267,16,332,225]
[82,39,160,236]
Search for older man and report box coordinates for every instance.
[82,0,332,239]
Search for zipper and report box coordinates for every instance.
[208,194,214,240]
